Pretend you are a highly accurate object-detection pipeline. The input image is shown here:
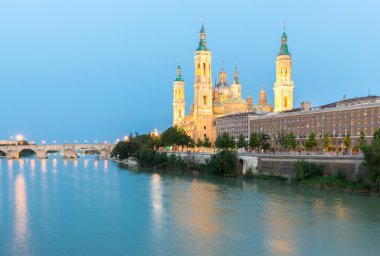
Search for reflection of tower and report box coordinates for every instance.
[193,20,214,141]
[173,65,186,126]
[273,24,295,112]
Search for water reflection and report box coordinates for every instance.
[13,173,29,255]
[151,174,163,227]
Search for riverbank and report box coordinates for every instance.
[114,158,378,196]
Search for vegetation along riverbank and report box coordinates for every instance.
[111,126,380,195]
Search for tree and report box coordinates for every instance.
[359,130,367,149]
[343,134,351,153]
[305,133,318,151]
[249,132,260,150]
[188,138,195,149]
[203,136,212,148]
[195,138,203,148]
[111,140,140,160]
[160,126,191,150]
[215,132,235,149]
[206,149,238,176]
[285,132,297,151]
[361,129,380,191]
[236,134,248,149]
[322,133,332,152]
[260,133,271,152]
[275,130,287,150]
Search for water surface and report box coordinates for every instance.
[0,157,379,256]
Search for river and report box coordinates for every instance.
[0,157,379,256]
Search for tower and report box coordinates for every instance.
[173,65,186,126]
[230,64,241,98]
[193,20,214,141]
[273,24,295,112]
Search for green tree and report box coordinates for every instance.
[188,138,195,149]
[322,133,332,152]
[343,134,351,153]
[305,133,318,151]
[249,132,260,150]
[361,129,380,191]
[195,138,203,148]
[275,130,287,149]
[206,150,238,177]
[111,140,140,160]
[215,132,235,149]
[203,136,212,148]
[260,133,271,152]
[236,134,248,149]
[284,132,297,151]
[359,130,367,149]
[160,126,191,150]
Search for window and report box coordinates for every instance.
[203,63,206,75]
[204,126,206,130]
[203,96,207,105]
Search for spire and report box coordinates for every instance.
[197,18,209,51]
[218,60,227,85]
[260,83,267,101]
[278,21,290,56]
[233,63,239,84]
[175,65,184,81]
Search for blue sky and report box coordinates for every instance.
[0,0,379,143]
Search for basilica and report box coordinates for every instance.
[172,22,294,142]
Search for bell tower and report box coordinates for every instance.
[173,65,185,126]
[193,19,214,141]
[273,24,295,112]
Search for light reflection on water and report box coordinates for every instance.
[0,158,380,256]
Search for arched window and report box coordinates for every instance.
[203,63,206,75]
[197,63,201,76]
[284,97,288,108]
[203,95,207,105]
[178,110,182,118]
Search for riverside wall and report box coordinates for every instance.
[168,151,365,179]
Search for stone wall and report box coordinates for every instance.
[169,151,366,179]
[258,155,365,180]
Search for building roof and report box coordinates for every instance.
[319,95,380,109]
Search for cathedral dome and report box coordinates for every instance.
[214,84,230,95]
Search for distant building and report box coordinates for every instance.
[216,96,380,152]
[172,21,293,142]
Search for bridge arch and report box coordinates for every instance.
[19,148,37,157]
[0,149,6,157]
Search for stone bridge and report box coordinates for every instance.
[0,144,114,159]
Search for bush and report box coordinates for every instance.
[153,153,168,168]
[174,157,187,170]
[134,147,156,167]
[335,169,347,181]
[167,154,176,168]
[206,150,238,177]
[294,160,324,182]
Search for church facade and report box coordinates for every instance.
[173,22,293,142]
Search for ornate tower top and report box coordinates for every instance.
[260,84,267,101]
[218,59,227,85]
[175,65,184,81]
[233,64,240,84]
[197,18,209,51]
[278,22,290,56]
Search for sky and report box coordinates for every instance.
[0,0,379,143]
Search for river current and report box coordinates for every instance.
[0,157,379,256]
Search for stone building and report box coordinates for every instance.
[216,96,380,152]
[172,21,281,142]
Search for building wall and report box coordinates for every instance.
[216,101,380,151]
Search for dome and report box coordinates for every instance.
[214,84,230,95]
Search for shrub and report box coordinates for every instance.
[294,160,324,182]
[153,153,168,168]
[167,154,176,168]
[206,150,238,177]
